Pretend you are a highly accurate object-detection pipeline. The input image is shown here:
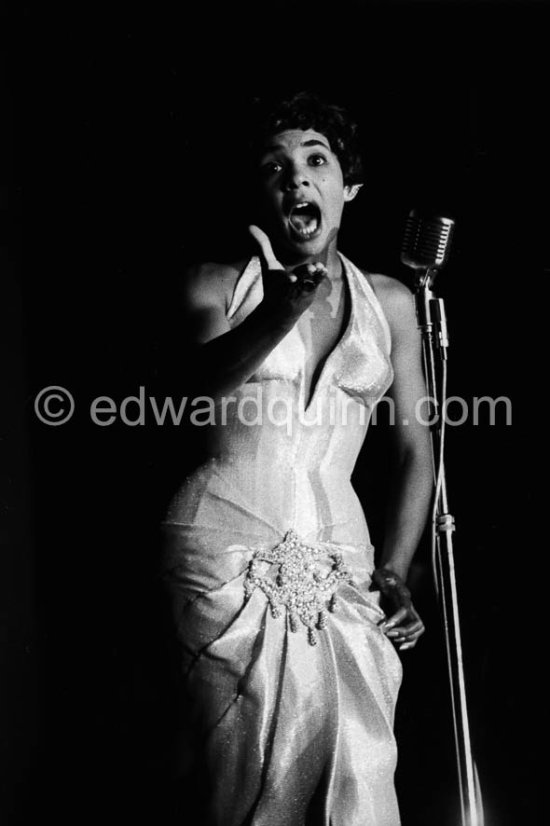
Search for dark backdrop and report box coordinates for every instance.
[3,2,546,824]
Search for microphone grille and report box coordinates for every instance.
[401,210,455,270]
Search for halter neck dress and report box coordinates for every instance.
[161,253,403,825]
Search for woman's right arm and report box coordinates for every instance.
[181,227,326,400]
[180,261,295,399]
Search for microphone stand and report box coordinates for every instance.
[414,268,484,826]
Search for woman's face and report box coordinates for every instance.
[256,128,358,263]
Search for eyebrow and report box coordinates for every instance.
[262,138,331,154]
[301,139,330,149]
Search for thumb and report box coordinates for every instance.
[248,225,284,272]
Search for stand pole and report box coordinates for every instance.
[415,272,483,826]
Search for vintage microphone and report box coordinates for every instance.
[401,210,484,826]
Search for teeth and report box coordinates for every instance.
[297,225,317,237]
[288,202,320,239]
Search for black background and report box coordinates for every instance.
[2,2,547,824]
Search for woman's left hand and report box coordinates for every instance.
[372,567,425,651]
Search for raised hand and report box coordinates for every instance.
[249,225,327,324]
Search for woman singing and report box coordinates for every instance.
[161,91,433,825]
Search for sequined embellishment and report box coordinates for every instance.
[244,529,353,646]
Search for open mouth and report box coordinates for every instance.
[287,202,322,240]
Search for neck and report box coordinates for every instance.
[277,240,342,280]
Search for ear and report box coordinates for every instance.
[343,183,363,203]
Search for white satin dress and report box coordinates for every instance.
[161,253,403,825]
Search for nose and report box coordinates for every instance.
[282,162,310,191]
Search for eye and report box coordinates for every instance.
[260,160,282,177]
[308,153,328,167]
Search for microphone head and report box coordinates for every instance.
[401,210,455,271]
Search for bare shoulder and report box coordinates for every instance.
[367,272,414,312]
[362,271,416,334]
[180,258,249,312]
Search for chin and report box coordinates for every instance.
[281,231,329,262]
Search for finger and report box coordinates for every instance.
[387,628,425,645]
[308,262,328,278]
[398,640,417,651]
[380,607,408,632]
[290,265,325,293]
[295,262,328,280]
[299,271,326,293]
[390,628,424,644]
[387,618,425,637]
[248,225,283,271]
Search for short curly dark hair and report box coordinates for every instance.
[250,91,364,186]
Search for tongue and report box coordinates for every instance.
[289,211,319,233]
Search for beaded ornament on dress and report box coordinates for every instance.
[244,529,354,645]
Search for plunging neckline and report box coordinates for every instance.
[300,254,354,415]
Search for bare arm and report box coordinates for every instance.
[371,275,434,649]
[181,227,326,399]
[377,277,433,578]
[181,262,294,399]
